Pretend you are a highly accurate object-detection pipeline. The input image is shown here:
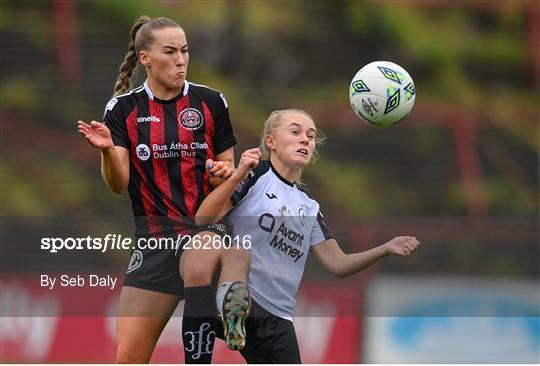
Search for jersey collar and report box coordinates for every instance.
[269,160,295,187]
[143,80,189,102]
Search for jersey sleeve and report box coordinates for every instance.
[103,98,130,149]
[310,211,334,247]
[231,161,270,206]
[212,92,236,155]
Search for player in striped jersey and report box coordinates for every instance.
[196,109,420,363]
[78,16,249,363]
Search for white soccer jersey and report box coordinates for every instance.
[227,160,333,319]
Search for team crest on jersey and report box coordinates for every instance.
[298,207,307,226]
[178,108,203,130]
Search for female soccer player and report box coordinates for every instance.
[196,108,420,363]
[78,16,249,363]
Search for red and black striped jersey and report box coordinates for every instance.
[103,80,236,236]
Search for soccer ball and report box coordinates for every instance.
[349,61,416,126]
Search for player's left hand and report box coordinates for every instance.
[384,236,420,256]
[206,159,234,187]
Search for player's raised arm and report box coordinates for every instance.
[77,120,129,194]
[312,236,420,279]
[196,148,261,225]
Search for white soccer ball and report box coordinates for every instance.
[349,61,416,126]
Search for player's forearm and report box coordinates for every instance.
[336,244,390,279]
[195,174,241,225]
[100,147,128,194]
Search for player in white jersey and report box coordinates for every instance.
[196,108,420,363]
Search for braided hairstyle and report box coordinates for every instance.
[112,16,181,97]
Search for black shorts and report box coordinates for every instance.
[123,223,230,297]
[217,300,301,364]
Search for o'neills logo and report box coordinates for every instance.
[137,116,161,123]
[178,108,203,130]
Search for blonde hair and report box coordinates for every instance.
[258,109,326,185]
[112,16,182,97]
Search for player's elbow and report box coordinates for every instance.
[326,253,350,279]
[194,215,206,226]
[105,177,128,195]
[105,179,127,195]
[111,186,126,195]
[101,165,129,195]
[335,269,349,279]
[194,211,215,226]
[195,216,221,226]
[325,265,347,279]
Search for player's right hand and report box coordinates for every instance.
[235,148,261,180]
[77,120,114,150]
